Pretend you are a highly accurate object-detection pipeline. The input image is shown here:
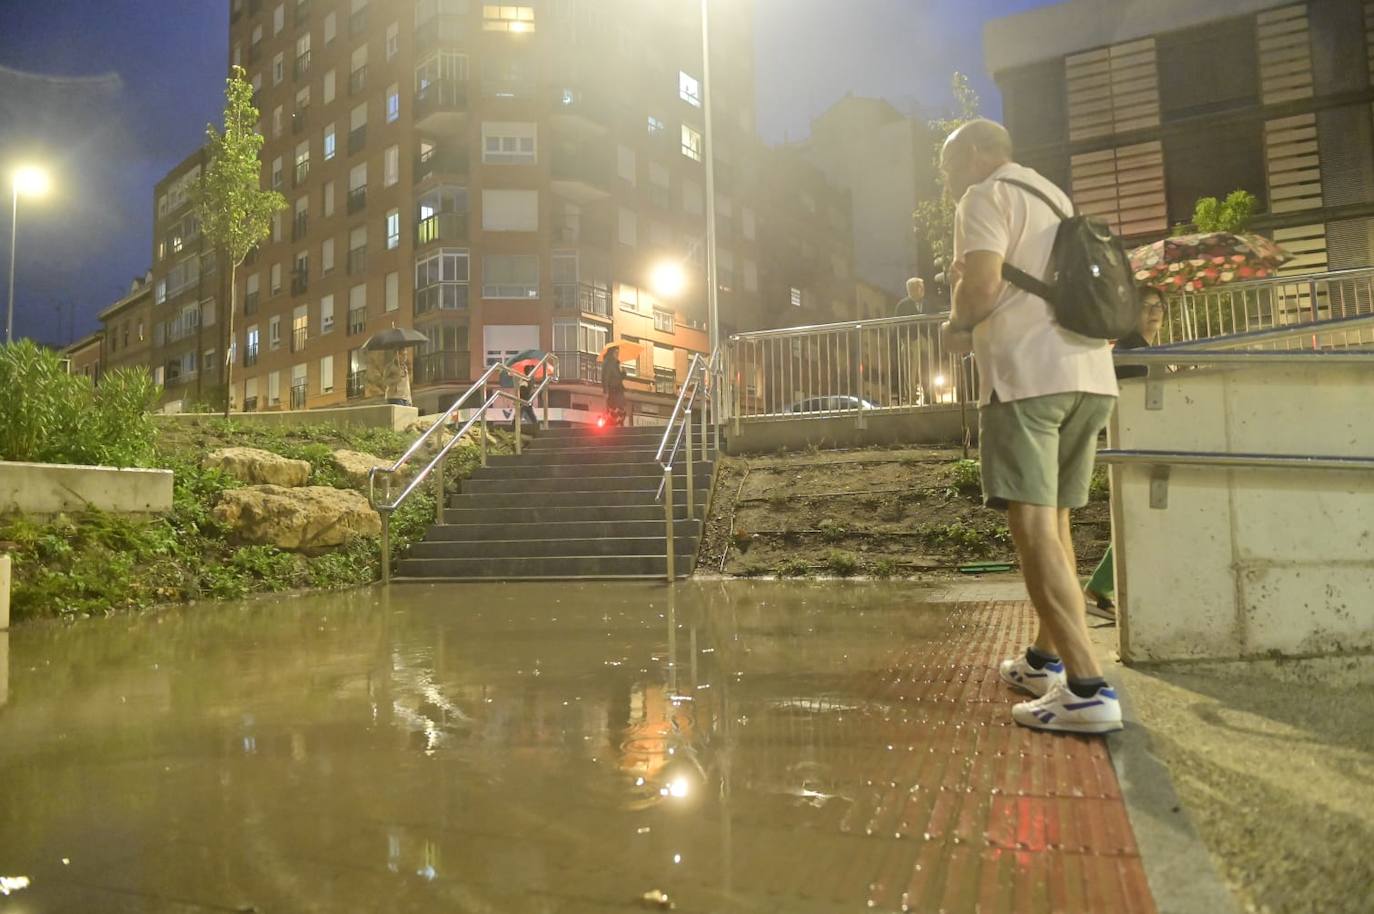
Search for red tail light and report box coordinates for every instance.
[596,415,607,429]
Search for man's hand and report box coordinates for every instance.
[941,320,974,354]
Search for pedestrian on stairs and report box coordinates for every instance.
[603,349,628,427]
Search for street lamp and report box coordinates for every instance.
[7,165,51,345]
[650,261,687,300]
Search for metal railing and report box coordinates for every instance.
[369,353,560,583]
[721,313,974,428]
[1159,267,1374,346]
[655,349,722,581]
[1155,311,1374,354]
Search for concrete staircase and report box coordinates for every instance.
[395,426,714,580]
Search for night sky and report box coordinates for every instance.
[0,0,1052,346]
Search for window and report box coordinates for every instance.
[321,294,335,333]
[294,140,311,184]
[653,309,674,333]
[271,262,283,295]
[386,22,399,60]
[272,156,284,189]
[269,371,282,406]
[790,287,803,308]
[1070,141,1168,237]
[349,224,368,273]
[324,123,336,160]
[416,50,469,93]
[683,179,703,215]
[324,69,336,104]
[385,271,399,312]
[618,207,637,247]
[386,84,400,122]
[320,354,335,393]
[617,145,636,184]
[415,248,470,313]
[483,5,535,32]
[269,315,282,349]
[482,189,538,231]
[553,320,607,357]
[484,325,540,370]
[679,71,701,107]
[1159,19,1258,120]
[274,3,285,33]
[273,52,285,85]
[348,283,368,335]
[272,211,283,242]
[482,254,539,299]
[648,115,665,136]
[291,305,309,352]
[386,209,400,249]
[618,283,641,314]
[482,122,537,164]
[245,273,260,313]
[384,145,399,187]
[351,45,369,94]
[323,180,335,217]
[1065,39,1160,142]
[324,11,337,44]
[273,105,284,138]
[681,124,702,162]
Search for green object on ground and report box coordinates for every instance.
[958,561,1015,574]
[1087,543,1115,602]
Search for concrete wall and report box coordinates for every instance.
[1110,363,1374,663]
[724,406,973,455]
[157,404,419,433]
[0,461,174,519]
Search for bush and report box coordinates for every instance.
[0,340,159,467]
[824,550,860,577]
[950,459,982,495]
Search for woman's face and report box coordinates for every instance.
[1138,292,1165,340]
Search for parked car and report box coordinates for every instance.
[786,395,876,414]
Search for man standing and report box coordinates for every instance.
[894,277,929,317]
[940,119,1122,734]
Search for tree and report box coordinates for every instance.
[913,72,982,274]
[1174,189,1258,236]
[196,66,285,418]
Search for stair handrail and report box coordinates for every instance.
[653,347,721,581]
[368,352,560,583]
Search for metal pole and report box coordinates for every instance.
[700,385,709,461]
[6,190,18,345]
[381,512,392,584]
[480,410,488,467]
[663,466,676,582]
[542,381,549,430]
[514,389,523,456]
[434,453,446,525]
[685,410,695,519]
[701,0,720,355]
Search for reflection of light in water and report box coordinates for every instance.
[673,854,682,865]
[0,876,30,896]
[388,833,401,873]
[669,778,690,798]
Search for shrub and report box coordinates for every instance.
[1089,466,1110,502]
[824,550,860,577]
[817,519,847,543]
[950,459,982,495]
[776,558,810,578]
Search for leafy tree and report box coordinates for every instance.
[1173,189,1258,236]
[196,66,286,418]
[913,72,982,273]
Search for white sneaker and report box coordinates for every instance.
[1012,680,1124,734]
[999,654,1067,697]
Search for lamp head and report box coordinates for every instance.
[650,261,687,299]
[12,166,50,198]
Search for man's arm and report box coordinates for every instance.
[948,250,1004,332]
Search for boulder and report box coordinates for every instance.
[213,485,381,551]
[203,447,311,488]
[331,449,393,490]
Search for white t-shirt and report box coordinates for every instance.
[954,162,1118,407]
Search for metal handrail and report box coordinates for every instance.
[653,348,722,581]
[368,352,559,583]
[1115,350,1374,367]
[728,311,948,342]
[1098,449,1374,471]
[1154,312,1374,352]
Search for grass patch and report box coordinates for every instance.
[824,550,860,577]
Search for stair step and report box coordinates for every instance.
[448,490,700,510]
[485,447,685,466]
[408,535,700,560]
[444,505,704,525]
[468,461,714,481]
[462,473,712,495]
[425,519,702,542]
[395,554,697,580]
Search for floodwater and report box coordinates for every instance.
[0,581,1143,914]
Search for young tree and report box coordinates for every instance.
[912,72,982,274]
[197,66,285,418]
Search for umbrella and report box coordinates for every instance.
[503,350,554,386]
[1129,232,1291,293]
[598,340,645,363]
[363,327,429,352]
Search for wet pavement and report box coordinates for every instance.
[0,582,1155,913]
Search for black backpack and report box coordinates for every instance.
[997,177,1140,340]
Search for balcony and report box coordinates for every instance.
[415,212,468,247]
[550,87,612,137]
[413,146,469,185]
[414,351,471,385]
[349,65,367,96]
[292,213,309,242]
[294,50,311,81]
[243,396,258,412]
[553,282,611,317]
[293,0,310,26]
[293,109,309,134]
[290,381,307,410]
[347,307,367,336]
[550,148,613,203]
[414,15,467,54]
[413,80,469,136]
[415,282,469,314]
[347,370,367,398]
[347,245,368,275]
[292,269,309,295]
[348,125,367,155]
[291,325,308,352]
[294,160,310,187]
[554,350,602,384]
[654,368,677,395]
[244,343,259,367]
[347,184,367,213]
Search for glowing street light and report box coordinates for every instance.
[8,165,52,345]
[650,261,687,299]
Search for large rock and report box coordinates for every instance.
[331,449,393,490]
[213,485,381,551]
[203,447,311,488]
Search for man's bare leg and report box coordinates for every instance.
[1008,502,1102,680]
[1030,508,1079,656]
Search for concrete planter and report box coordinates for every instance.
[0,461,174,519]
[157,403,419,433]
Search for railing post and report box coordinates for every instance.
[685,411,696,519]
[381,511,392,584]
[480,410,488,467]
[663,466,676,582]
[542,382,550,430]
[434,452,446,525]
[514,391,523,456]
[700,386,709,461]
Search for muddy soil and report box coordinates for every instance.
[701,446,1111,579]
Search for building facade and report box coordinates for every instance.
[226,0,772,414]
[987,0,1374,274]
[64,333,104,381]
[96,276,156,378]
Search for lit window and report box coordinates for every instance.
[386,84,400,123]
[679,71,701,107]
[648,115,665,136]
[483,5,535,32]
[386,209,400,250]
[681,124,702,162]
[273,52,285,86]
[384,145,399,187]
[324,124,336,160]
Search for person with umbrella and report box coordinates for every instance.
[504,350,550,435]
[598,341,642,427]
[363,326,429,406]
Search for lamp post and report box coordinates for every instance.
[700,0,720,356]
[7,166,51,345]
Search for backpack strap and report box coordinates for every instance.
[994,177,1071,302]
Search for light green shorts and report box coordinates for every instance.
[978,392,1116,510]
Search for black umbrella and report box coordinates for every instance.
[363,327,429,352]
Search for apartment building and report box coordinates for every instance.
[986,0,1374,275]
[64,333,104,381]
[96,276,156,377]
[225,0,773,414]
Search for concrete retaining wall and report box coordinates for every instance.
[157,403,419,433]
[1111,363,1374,663]
[723,405,973,455]
[0,461,174,519]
